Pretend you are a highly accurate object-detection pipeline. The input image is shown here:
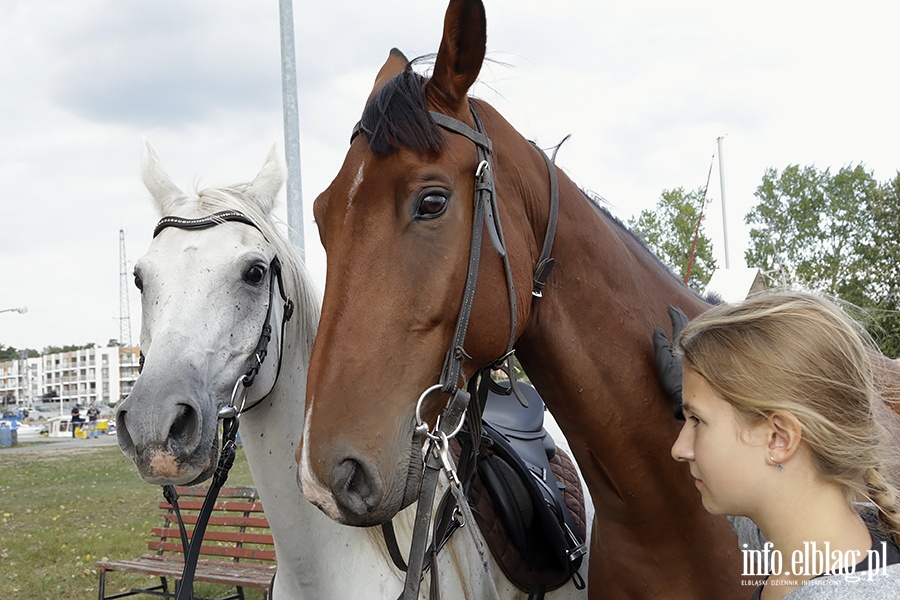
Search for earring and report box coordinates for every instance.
[770,456,783,471]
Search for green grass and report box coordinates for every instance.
[0,443,258,600]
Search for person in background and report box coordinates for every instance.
[86,401,100,439]
[654,291,900,599]
[70,403,83,438]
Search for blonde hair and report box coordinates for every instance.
[677,290,900,545]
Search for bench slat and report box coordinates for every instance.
[158,500,266,513]
[157,514,270,528]
[151,527,274,546]
[147,541,277,561]
[97,556,275,588]
[171,485,260,499]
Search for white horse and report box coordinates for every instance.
[115,140,591,599]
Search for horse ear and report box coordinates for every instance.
[244,144,285,214]
[426,0,486,117]
[366,48,409,104]
[141,138,185,215]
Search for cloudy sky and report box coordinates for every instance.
[1,0,898,351]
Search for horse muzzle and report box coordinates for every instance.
[300,435,423,527]
[117,391,216,485]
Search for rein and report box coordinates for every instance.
[145,210,293,600]
[359,102,560,599]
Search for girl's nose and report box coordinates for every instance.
[671,422,695,462]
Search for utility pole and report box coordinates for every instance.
[717,136,730,269]
[279,0,305,261]
[119,230,133,347]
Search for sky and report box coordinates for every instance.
[1,0,898,352]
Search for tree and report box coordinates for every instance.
[41,343,96,355]
[628,187,717,292]
[744,165,900,356]
[0,345,38,361]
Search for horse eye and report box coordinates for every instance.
[244,264,267,285]
[415,193,449,219]
[134,274,143,292]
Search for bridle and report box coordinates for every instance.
[142,210,294,600]
[354,101,560,599]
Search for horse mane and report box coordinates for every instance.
[359,62,445,157]
[176,185,321,362]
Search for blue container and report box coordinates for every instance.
[0,427,12,447]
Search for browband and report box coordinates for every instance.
[153,210,259,238]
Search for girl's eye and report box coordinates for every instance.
[689,415,701,427]
[244,264,267,285]
[415,193,449,219]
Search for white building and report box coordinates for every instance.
[0,354,40,407]
[0,346,140,409]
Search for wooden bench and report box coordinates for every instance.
[96,485,276,600]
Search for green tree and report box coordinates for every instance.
[41,343,96,355]
[745,165,900,356]
[851,172,900,356]
[0,345,38,361]
[628,187,717,292]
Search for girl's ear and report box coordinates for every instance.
[767,412,803,466]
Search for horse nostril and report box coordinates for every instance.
[332,458,383,517]
[167,403,200,451]
[116,409,135,455]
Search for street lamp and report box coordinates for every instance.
[0,306,28,315]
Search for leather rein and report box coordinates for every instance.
[353,102,560,599]
[143,210,294,600]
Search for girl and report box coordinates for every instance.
[669,291,900,599]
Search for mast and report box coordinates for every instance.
[716,136,730,269]
[119,229,133,347]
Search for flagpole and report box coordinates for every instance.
[717,135,730,269]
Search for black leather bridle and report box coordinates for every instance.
[143,210,294,600]
[354,101,560,600]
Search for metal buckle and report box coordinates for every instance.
[564,522,588,562]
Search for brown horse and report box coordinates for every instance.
[298,0,744,597]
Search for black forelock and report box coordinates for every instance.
[358,65,445,157]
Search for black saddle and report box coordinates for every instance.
[470,381,586,596]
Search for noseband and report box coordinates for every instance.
[145,209,294,600]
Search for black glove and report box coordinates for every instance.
[652,305,688,420]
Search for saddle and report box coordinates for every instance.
[464,381,587,596]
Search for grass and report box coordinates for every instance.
[0,441,259,600]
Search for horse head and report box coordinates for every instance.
[117,140,299,485]
[299,0,550,526]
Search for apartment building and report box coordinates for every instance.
[0,354,40,407]
[0,346,140,408]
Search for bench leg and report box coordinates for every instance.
[97,571,170,600]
